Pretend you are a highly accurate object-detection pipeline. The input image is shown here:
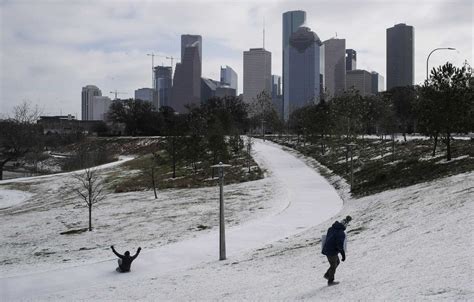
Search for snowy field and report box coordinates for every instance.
[1,139,473,301]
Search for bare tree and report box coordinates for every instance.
[13,101,42,124]
[147,151,164,199]
[0,101,43,180]
[72,168,106,231]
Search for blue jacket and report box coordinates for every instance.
[322,221,346,257]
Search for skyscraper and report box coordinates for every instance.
[371,71,385,94]
[81,85,101,120]
[181,35,202,62]
[346,49,357,71]
[243,48,271,103]
[288,26,324,113]
[386,23,414,90]
[154,66,172,108]
[283,10,306,120]
[135,88,158,109]
[271,75,281,99]
[90,96,112,121]
[346,70,373,96]
[172,40,201,113]
[324,38,346,97]
[220,65,238,91]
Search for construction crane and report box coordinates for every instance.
[110,90,127,100]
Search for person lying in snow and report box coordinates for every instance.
[321,215,352,286]
[111,245,141,272]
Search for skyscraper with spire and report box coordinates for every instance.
[282,10,306,120]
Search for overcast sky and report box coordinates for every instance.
[0,0,472,117]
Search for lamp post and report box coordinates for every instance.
[426,47,456,81]
[211,162,232,260]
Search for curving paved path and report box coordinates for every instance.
[0,139,343,300]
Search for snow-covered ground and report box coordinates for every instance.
[0,190,32,209]
[1,139,473,301]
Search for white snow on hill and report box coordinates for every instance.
[0,140,472,301]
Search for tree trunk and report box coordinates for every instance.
[391,134,395,162]
[88,205,92,231]
[446,132,451,161]
[432,133,438,157]
[151,167,157,199]
[0,158,11,181]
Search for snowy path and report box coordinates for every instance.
[0,139,343,300]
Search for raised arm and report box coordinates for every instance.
[111,245,123,259]
[132,247,142,260]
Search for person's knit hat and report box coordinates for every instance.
[341,215,352,226]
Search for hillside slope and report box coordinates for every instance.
[36,143,473,301]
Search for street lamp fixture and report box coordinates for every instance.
[426,47,456,81]
[210,162,232,260]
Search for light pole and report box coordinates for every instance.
[426,47,456,81]
[210,162,232,260]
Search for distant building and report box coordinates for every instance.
[346,49,357,71]
[386,23,414,90]
[90,96,112,121]
[201,78,220,101]
[134,88,158,109]
[215,86,236,98]
[38,115,106,135]
[271,75,281,99]
[81,85,101,121]
[154,66,172,108]
[346,70,373,96]
[371,72,385,94]
[181,35,202,63]
[288,26,325,115]
[172,36,202,113]
[220,65,238,91]
[324,38,346,97]
[283,10,307,121]
[243,48,271,103]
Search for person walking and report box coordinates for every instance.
[111,245,141,273]
[322,215,352,285]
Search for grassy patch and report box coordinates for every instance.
[107,148,263,193]
[268,135,473,197]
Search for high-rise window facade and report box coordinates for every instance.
[81,85,101,121]
[220,65,238,91]
[288,26,324,114]
[282,10,306,120]
[154,66,172,108]
[324,38,346,97]
[243,48,271,103]
[386,23,414,90]
[346,49,357,71]
[172,35,202,113]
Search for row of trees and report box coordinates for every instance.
[288,62,473,160]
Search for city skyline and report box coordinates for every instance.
[0,0,471,116]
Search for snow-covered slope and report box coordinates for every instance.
[1,140,473,301]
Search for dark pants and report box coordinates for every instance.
[324,255,340,282]
[116,259,124,272]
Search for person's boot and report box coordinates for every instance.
[323,272,329,280]
[328,280,339,286]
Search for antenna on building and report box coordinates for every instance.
[263,17,266,49]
